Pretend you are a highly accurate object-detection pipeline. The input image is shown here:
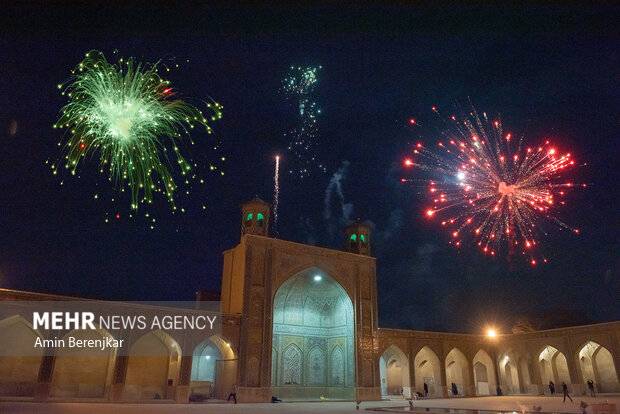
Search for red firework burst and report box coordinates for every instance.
[404,104,580,264]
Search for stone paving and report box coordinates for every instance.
[0,395,618,414]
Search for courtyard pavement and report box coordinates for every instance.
[0,395,618,414]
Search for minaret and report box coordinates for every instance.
[241,197,272,238]
[344,220,371,256]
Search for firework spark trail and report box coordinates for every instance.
[404,104,579,264]
[273,155,280,236]
[281,66,326,178]
[52,50,223,212]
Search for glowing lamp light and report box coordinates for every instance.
[205,355,210,359]
[457,171,465,181]
[487,329,497,338]
[313,275,322,281]
[404,159,413,166]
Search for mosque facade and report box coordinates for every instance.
[0,197,618,403]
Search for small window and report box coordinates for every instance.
[349,234,356,249]
[257,213,264,227]
[361,234,366,245]
[245,213,253,227]
[247,213,253,221]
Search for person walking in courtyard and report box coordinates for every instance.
[451,382,458,396]
[587,379,595,397]
[227,383,238,404]
[562,382,573,402]
[423,382,428,397]
[549,381,555,395]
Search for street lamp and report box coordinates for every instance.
[486,328,502,396]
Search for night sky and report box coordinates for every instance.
[1,3,618,333]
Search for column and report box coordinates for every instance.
[33,353,55,401]
[528,344,544,395]
[407,346,415,398]
[438,353,448,397]
[109,355,128,401]
[175,355,192,402]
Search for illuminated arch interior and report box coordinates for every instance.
[272,268,354,399]
[379,345,411,398]
[472,349,495,395]
[538,345,570,387]
[579,341,619,393]
[414,345,441,397]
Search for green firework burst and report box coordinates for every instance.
[54,50,222,210]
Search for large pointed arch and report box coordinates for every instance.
[414,345,441,397]
[123,330,181,400]
[538,345,570,390]
[472,349,496,395]
[272,267,355,400]
[190,334,236,400]
[379,344,411,398]
[51,327,116,398]
[503,360,520,394]
[445,347,471,396]
[578,340,619,393]
[0,315,45,397]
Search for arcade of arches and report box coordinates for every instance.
[0,312,238,402]
[377,331,620,399]
[0,198,618,403]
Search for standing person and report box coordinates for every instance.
[562,382,573,403]
[423,382,428,397]
[587,380,596,397]
[549,381,555,395]
[227,383,238,404]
